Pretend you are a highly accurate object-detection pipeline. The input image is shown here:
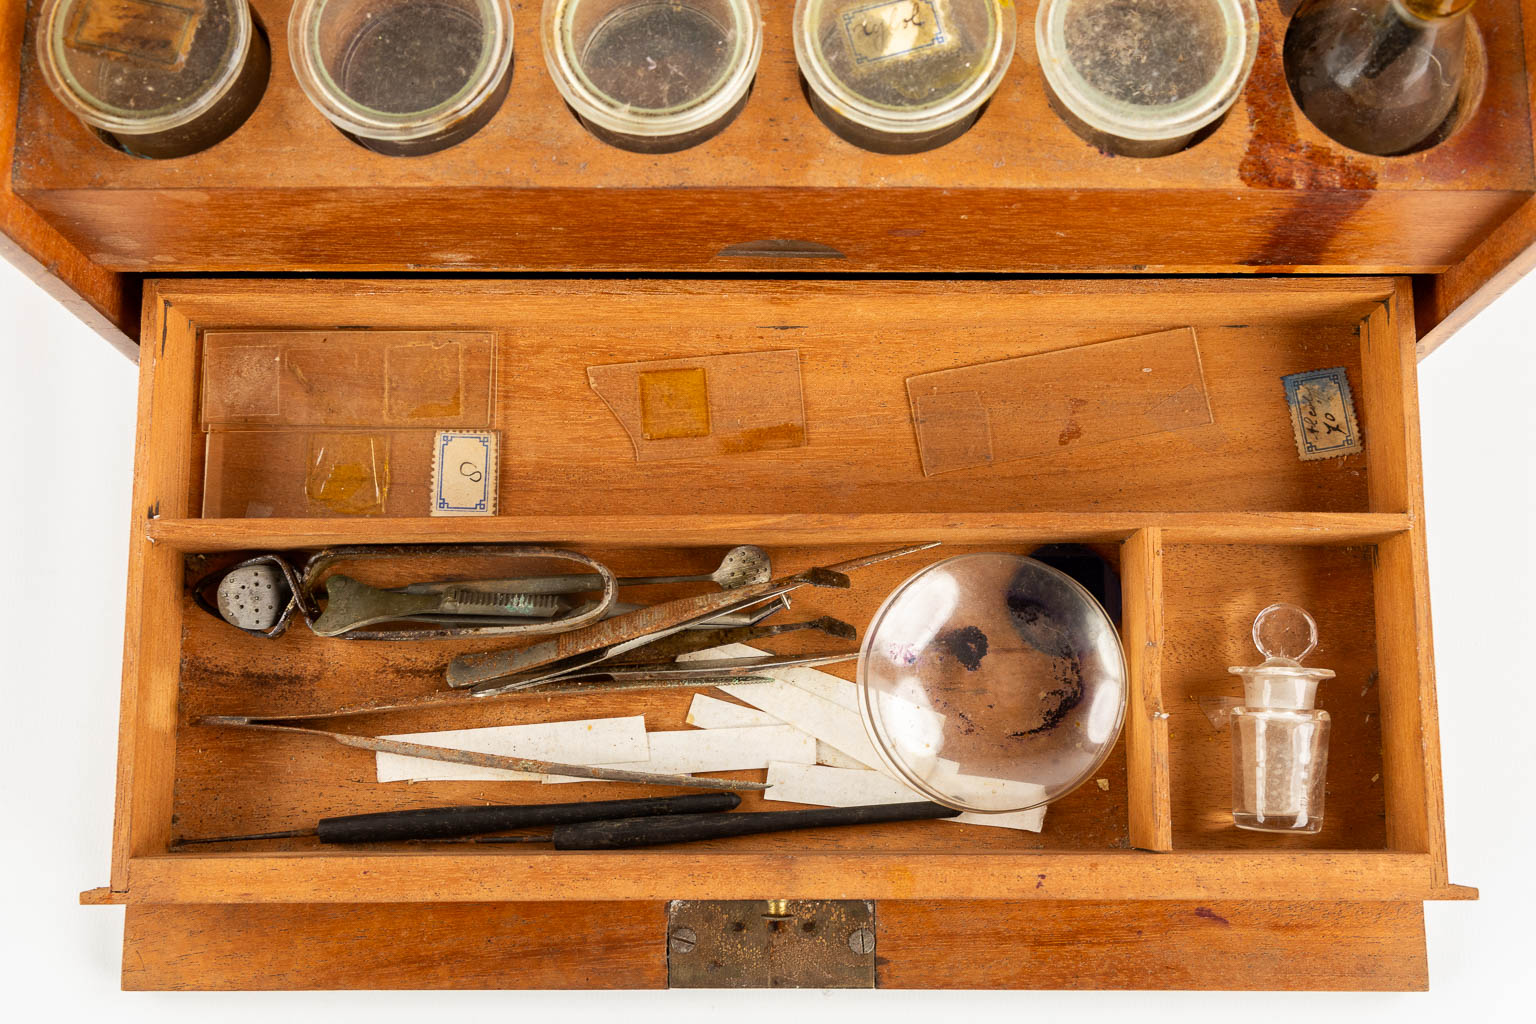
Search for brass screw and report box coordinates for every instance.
[669,926,697,954]
[847,927,875,954]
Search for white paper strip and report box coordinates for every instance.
[764,762,1046,832]
[685,694,781,730]
[543,725,816,784]
[720,676,888,773]
[376,716,649,783]
[688,693,875,772]
[816,742,867,770]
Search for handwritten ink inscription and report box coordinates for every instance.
[842,0,948,64]
[1282,367,1363,461]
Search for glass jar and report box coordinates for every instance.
[795,0,1017,154]
[1036,0,1258,157]
[543,0,763,152]
[36,0,270,158]
[1228,603,1335,834]
[1284,0,1475,156]
[289,0,515,155]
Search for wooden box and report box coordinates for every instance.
[86,276,1468,990]
[3,0,1526,994]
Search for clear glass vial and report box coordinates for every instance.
[36,0,270,158]
[289,0,515,156]
[1228,603,1335,834]
[1284,0,1475,156]
[795,0,1017,154]
[543,0,763,153]
[1036,0,1258,157]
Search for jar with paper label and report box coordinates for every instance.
[795,0,1017,153]
[36,0,270,158]
[1228,603,1336,834]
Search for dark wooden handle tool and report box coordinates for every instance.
[177,793,741,845]
[550,801,960,849]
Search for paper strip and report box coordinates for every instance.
[765,763,1046,832]
[542,725,816,784]
[816,742,867,770]
[708,644,944,776]
[685,694,781,729]
[376,716,648,782]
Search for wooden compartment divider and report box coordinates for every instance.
[1122,527,1172,852]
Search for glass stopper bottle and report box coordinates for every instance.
[1283,0,1474,156]
[1228,603,1335,834]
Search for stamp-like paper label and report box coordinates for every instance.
[432,430,498,516]
[1282,367,1363,461]
[842,0,949,64]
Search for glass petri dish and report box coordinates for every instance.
[795,0,1016,154]
[857,553,1127,813]
[289,0,515,156]
[1036,0,1258,157]
[543,0,763,153]
[36,0,269,158]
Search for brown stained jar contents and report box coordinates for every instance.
[581,3,732,111]
[816,0,996,109]
[338,3,486,114]
[1063,0,1226,107]
[1283,0,1473,157]
[41,0,270,157]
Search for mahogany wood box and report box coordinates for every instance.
[4,0,1533,995]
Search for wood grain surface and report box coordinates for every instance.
[9,0,1532,273]
[171,277,1394,517]
[118,899,1429,990]
[0,0,136,350]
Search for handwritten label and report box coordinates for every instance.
[432,430,499,516]
[1282,367,1363,461]
[841,0,948,64]
[68,0,205,70]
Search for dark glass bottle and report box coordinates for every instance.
[1284,0,1474,156]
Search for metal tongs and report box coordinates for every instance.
[192,544,780,641]
[448,543,940,696]
[192,544,622,640]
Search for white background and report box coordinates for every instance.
[1,260,1530,1018]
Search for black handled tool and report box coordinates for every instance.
[546,801,960,850]
[175,793,741,846]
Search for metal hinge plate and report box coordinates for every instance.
[666,900,876,989]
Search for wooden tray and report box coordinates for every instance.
[89,277,1470,989]
[7,0,1534,277]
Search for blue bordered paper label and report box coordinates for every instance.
[842,0,949,65]
[432,430,498,516]
[1281,367,1363,461]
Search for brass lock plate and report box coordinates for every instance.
[666,900,876,989]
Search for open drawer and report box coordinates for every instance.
[98,277,1469,990]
